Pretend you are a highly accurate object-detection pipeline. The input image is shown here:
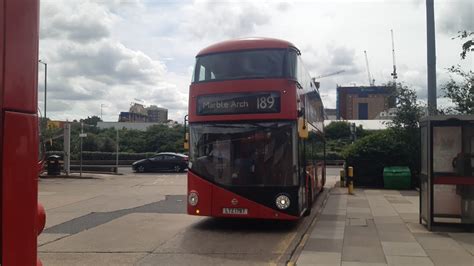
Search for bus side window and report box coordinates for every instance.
[199,65,206,81]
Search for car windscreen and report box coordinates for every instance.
[189,122,297,187]
[193,49,286,82]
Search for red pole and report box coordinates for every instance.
[1,0,43,265]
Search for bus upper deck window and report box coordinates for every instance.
[199,65,206,81]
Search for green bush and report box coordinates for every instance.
[343,129,413,187]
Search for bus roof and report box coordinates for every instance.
[197,38,297,56]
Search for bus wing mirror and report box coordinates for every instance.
[298,117,309,139]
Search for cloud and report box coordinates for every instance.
[38,0,470,121]
[39,0,178,121]
[54,40,166,86]
[180,1,272,40]
[438,1,474,35]
[40,1,116,43]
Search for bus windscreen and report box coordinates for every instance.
[194,49,286,82]
[189,122,297,187]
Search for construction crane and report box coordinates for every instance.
[313,70,345,80]
[364,50,375,86]
[311,70,345,89]
[390,29,398,80]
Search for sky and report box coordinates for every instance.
[38,0,473,122]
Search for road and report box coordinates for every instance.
[38,167,341,265]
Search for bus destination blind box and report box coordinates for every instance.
[197,91,280,115]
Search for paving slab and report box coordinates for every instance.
[449,233,474,255]
[318,214,346,222]
[414,233,466,250]
[297,251,341,266]
[376,223,411,233]
[310,228,345,240]
[347,207,372,214]
[385,255,434,266]
[347,199,370,208]
[138,253,276,265]
[381,241,427,257]
[342,262,387,266]
[342,246,387,263]
[405,222,431,234]
[424,249,474,266]
[378,230,417,242]
[374,216,404,225]
[304,239,343,252]
[398,212,419,223]
[392,203,419,214]
[39,252,147,266]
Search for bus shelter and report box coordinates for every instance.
[420,115,474,230]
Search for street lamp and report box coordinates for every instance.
[38,60,47,122]
[101,104,106,120]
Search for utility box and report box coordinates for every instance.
[420,115,474,230]
[383,166,411,189]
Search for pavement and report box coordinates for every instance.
[38,169,341,265]
[295,186,474,266]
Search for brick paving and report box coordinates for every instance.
[296,187,474,266]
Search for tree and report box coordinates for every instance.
[456,30,473,60]
[441,30,474,114]
[388,82,423,130]
[325,121,351,140]
[82,115,102,126]
[324,121,365,140]
[387,82,423,182]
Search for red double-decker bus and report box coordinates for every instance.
[186,38,326,220]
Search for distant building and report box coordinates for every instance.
[118,112,147,122]
[117,103,168,123]
[324,108,337,120]
[376,107,398,120]
[98,122,163,131]
[147,105,168,123]
[129,103,147,116]
[336,86,395,120]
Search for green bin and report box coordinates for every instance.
[383,166,411,189]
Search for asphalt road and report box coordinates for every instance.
[38,167,340,265]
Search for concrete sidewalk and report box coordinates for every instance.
[295,187,474,266]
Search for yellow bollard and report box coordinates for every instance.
[348,166,354,194]
[340,169,345,187]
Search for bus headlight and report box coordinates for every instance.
[276,194,290,210]
[188,191,199,206]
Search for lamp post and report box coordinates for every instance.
[39,60,47,124]
[101,104,105,120]
[426,0,437,115]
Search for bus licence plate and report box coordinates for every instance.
[222,208,248,215]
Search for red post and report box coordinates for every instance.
[0,0,43,265]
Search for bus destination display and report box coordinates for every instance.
[197,92,281,115]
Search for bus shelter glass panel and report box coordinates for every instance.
[421,117,474,229]
[420,125,429,223]
[432,126,462,222]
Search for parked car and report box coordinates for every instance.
[132,152,188,173]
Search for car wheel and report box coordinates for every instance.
[137,165,145,173]
[174,165,181,173]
